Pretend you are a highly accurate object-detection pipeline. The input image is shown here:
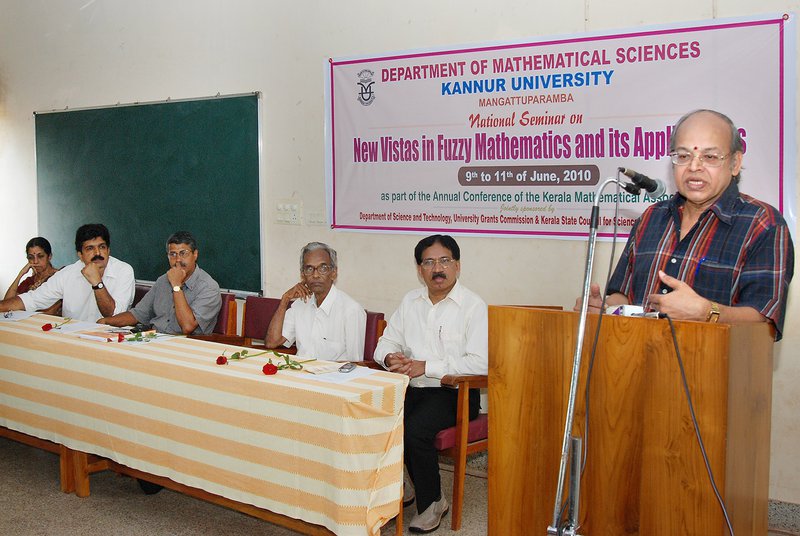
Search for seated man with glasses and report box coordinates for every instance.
[265,242,366,361]
[577,109,793,339]
[99,231,221,335]
[374,234,487,533]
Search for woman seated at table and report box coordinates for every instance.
[4,237,62,314]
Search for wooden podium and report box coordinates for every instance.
[488,306,774,536]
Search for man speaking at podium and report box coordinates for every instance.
[578,109,793,339]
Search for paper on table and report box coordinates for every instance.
[121,332,177,344]
[50,320,107,334]
[0,310,39,322]
[77,329,121,342]
[78,334,115,342]
[300,365,380,384]
[302,361,346,375]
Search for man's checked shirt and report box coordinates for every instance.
[608,182,794,340]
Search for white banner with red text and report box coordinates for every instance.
[325,14,796,238]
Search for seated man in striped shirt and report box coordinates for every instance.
[577,109,793,339]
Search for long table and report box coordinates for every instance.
[0,314,407,536]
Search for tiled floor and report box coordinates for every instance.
[0,437,487,535]
[0,437,796,535]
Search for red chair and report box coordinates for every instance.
[363,311,385,362]
[241,296,282,347]
[132,283,152,307]
[435,374,488,531]
[357,319,387,370]
[212,292,237,336]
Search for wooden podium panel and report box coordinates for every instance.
[488,307,773,536]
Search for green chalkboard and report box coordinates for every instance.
[35,94,261,293]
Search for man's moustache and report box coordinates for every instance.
[91,255,104,262]
[432,272,446,280]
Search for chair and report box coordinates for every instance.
[212,292,237,336]
[241,296,282,346]
[355,318,387,370]
[363,311,385,361]
[235,296,296,353]
[436,374,488,531]
[186,292,238,342]
[132,283,152,307]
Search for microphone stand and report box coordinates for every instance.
[547,176,641,536]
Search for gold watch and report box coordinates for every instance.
[706,301,720,323]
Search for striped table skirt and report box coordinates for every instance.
[0,315,407,536]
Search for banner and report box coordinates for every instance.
[326,14,796,238]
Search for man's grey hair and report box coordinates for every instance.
[166,231,198,252]
[300,242,337,269]
[669,109,744,182]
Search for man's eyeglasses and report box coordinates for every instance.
[669,151,730,168]
[168,249,192,259]
[302,264,332,276]
[420,257,454,269]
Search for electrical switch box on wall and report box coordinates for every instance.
[275,199,303,225]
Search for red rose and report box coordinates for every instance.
[216,355,228,365]
[262,363,278,375]
[41,318,72,331]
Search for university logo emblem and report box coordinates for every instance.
[357,69,375,106]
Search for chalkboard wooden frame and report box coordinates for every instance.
[35,93,262,294]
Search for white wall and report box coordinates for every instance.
[1,0,798,503]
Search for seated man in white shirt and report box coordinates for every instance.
[265,242,366,361]
[0,223,135,322]
[374,234,488,534]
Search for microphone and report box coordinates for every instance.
[618,167,666,200]
[621,182,641,195]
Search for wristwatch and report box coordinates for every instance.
[706,301,720,323]
[172,285,182,293]
[91,282,105,290]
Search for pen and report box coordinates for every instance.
[694,256,708,278]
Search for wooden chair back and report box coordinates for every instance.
[212,292,237,335]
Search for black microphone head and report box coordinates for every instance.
[644,179,667,200]
[622,182,641,195]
